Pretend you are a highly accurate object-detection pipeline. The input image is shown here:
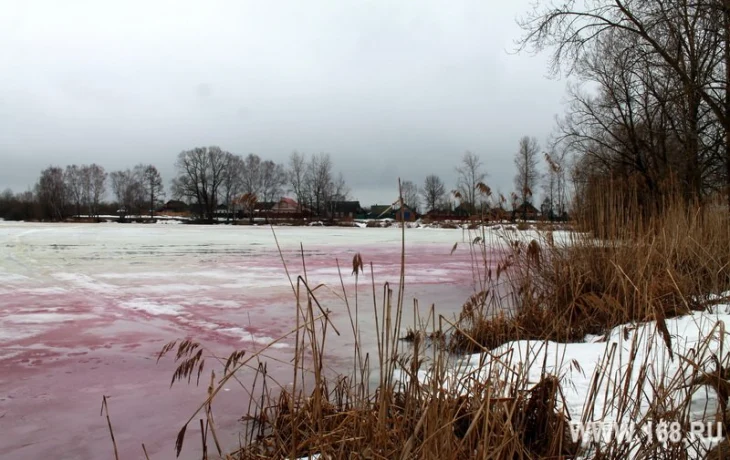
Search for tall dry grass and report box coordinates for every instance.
[148,184,730,460]
[453,186,730,352]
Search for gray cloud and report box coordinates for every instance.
[0,0,566,206]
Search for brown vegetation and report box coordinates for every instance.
[453,187,730,352]
[146,184,730,460]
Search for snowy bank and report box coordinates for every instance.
[398,302,730,455]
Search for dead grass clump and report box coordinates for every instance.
[231,370,578,459]
[453,189,730,352]
[518,375,578,457]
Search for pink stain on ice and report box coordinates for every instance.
[0,225,504,459]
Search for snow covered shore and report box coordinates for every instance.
[399,300,730,456]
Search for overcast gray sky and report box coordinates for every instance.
[0,0,566,206]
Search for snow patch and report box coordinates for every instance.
[119,299,185,316]
[6,313,96,324]
[218,327,289,348]
[0,325,45,341]
[51,273,117,293]
[23,287,69,295]
[0,273,31,283]
[126,283,213,294]
[404,306,730,454]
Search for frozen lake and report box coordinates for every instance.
[0,222,501,459]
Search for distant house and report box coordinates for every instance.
[395,205,417,222]
[514,202,541,220]
[367,203,417,221]
[368,205,395,220]
[270,197,305,214]
[254,202,276,213]
[330,201,363,220]
[161,200,189,213]
[425,205,470,221]
[486,207,511,221]
[214,204,230,218]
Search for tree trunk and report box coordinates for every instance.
[725,0,730,209]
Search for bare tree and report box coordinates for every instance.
[221,153,245,220]
[456,151,487,213]
[422,174,446,212]
[17,190,36,220]
[400,180,420,212]
[0,189,37,221]
[172,146,227,222]
[64,165,84,217]
[260,160,287,204]
[63,164,106,219]
[324,171,350,219]
[110,169,144,220]
[331,172,350,201]
[288,151,308,213]
[543,149,569,220]
[86,164,107,219]
[36,166,67,220]
[240,153,262,221]
[307,153,333,217]
[518,0,730,205]
[137,164,164,218]
[110,170,130,219]
[514,136,541,219]
[259,160,287,222]
[241,154,262,196]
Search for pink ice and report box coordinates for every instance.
[0,223,502,459]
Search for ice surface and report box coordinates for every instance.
[118,299,185,316]
[0,221,493,460]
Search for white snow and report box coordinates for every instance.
[118,299,185,316]
[22,287,69,295]
[126,283,213,294]
[5,313,96,324]
[400,302,730,455]
[217,326,290,348]
[0,272,31,283]
[52,273,118,293]
[0,326,45,341]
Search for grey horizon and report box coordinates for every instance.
[0,0,566,206]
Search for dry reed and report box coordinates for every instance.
[148,185,730,460]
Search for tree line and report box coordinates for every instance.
[0,148,351,223]
[1,139,572,223]
[24,163,165,222]
[518,0,730,214]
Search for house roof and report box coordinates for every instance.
[279,197,298,207]
[254,201,276,210]
[426,206,470,217]
[164,199,187,207]
[161,200,189,211]
[516,202,540,214]
[331,201,362,213]
[368,205,393,218]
